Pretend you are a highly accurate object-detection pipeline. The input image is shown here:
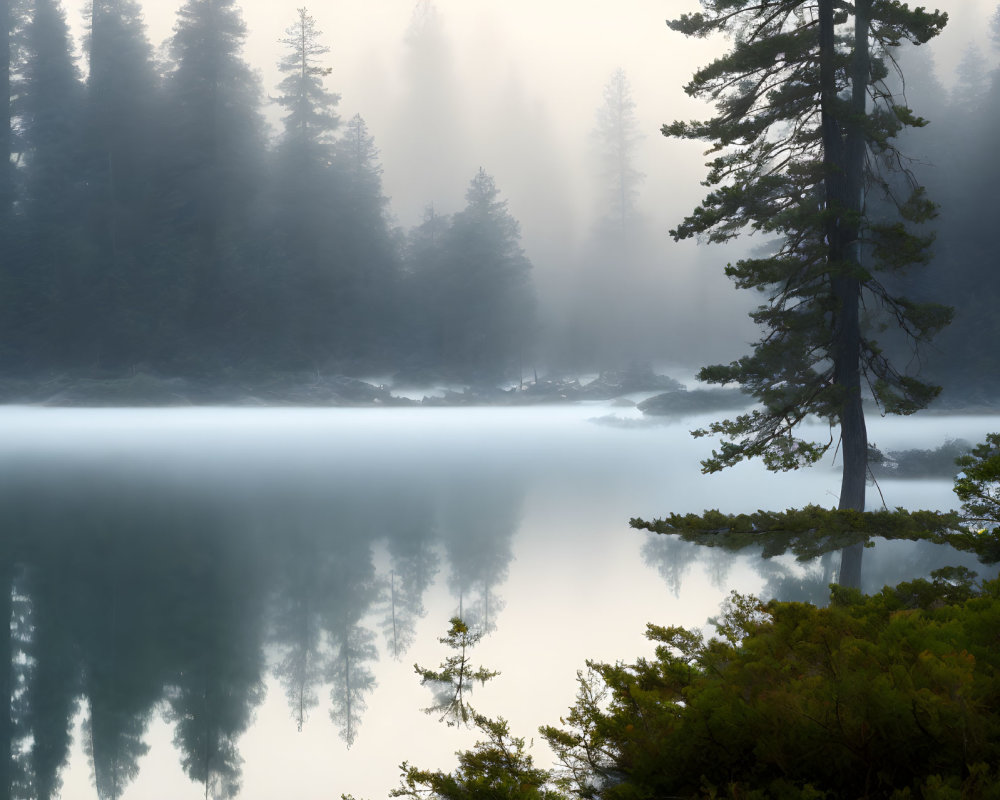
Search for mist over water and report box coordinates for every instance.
[2,404,995,799]
[4,0,1000,796]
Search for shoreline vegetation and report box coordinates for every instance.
[0,367,713,409]
[0,368,996,415]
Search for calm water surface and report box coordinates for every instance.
[0,405,995,799]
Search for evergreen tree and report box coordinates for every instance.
[160,0,266,368]
[263,7,343,369]
[428,169,535,382]
[392,617,562,800]
[393,714,564,800]
[16,0,87,368]
[572,67,659,369]
[330,113,400,365]
[903,18,1000,400]
[83,0,163,370]
[593,68,644,235]
[664,0,950,586]
[541,579,1000,797]
[413,618,498,729]
[275,6,339,161]
[402,205,452,376]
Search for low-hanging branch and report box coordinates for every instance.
[630,505,1000,564]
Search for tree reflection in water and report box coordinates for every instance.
[0,462,522,798]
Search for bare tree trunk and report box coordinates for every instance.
[820,0,870,589]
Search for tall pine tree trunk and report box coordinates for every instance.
[821,0,870,589]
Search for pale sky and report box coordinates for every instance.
[60,0,998,233]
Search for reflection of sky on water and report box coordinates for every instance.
[1,406,996,799]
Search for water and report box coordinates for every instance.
[0,405,995,799]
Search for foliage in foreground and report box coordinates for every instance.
[392,713,564,800]
[541,576,1000,799]
[385,575,1000,799]
[414,617,499,728]
[368,438,1000,799]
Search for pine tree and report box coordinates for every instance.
[330,113,400,364]
[161,0,266,366]
[84,0,162,370]
[664,0,950,586]
[431,169,535,382]
[264,8,343,369]
[594,68,644,235]
[275,6,339,162]
[17,0,88,367]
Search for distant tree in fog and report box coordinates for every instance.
[887,15,1000,399]
[330,113,401,364]
[266,8,343,369]
[563,68,656,370]
[953,45,990,110]
[402,205,452,373]
[593,68,644,234]
[422,169,535,382]
[390,0,469,224]
[276,6,340,160]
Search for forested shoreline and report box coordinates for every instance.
[2,0,1000,401]
[0,1,535,386]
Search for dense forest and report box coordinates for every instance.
[0,0,535,385]
[1,0,998,396]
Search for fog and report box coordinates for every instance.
[0,0,979,380]
[5,1,1000,796]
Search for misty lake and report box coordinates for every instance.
[1,403,997,800]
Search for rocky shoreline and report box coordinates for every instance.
[0,369,685,409]
[0,370,992,415]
